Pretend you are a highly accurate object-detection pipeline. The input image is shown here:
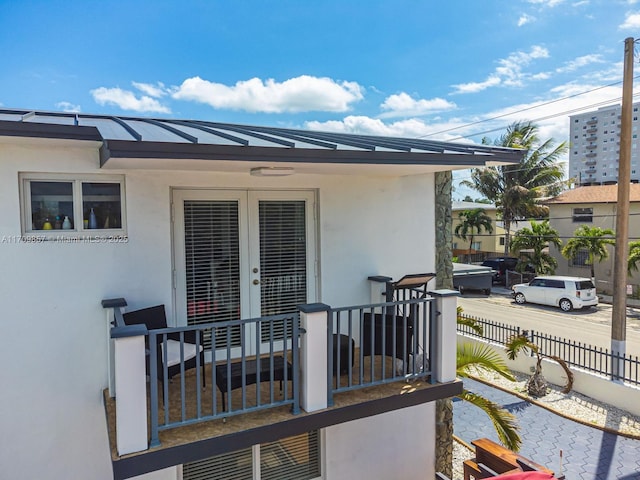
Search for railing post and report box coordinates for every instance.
[101,298,127,398]
[298,303,330,412]
[111,324,148,455]
[429,289,459,383]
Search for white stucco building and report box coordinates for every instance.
[569,102,640,186]
[0,109,523,480]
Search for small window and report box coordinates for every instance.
[499,237,505,246]
[572,207,593,223]
[20,173,126,238]
[569,249,590,268]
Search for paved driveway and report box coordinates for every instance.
[454,378,640,479]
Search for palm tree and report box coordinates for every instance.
[505,334,574,398]
[561,225,615,281]
[454,208,494,262]
[461,121,566,255]
[509,220,561,275]
[627,240,640,274]
[456,310,521,451]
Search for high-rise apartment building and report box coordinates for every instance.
[569,102,640,185]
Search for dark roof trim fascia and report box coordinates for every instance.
[111,380,462,480]
[99,139,522,168]
[0,120,102,142]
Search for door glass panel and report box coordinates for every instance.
[184,200,241,348]
[259,200,307,341]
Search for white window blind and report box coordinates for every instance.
[182,431,320,480]
[182,447,253,480]
[258,201,307,341]
[184,200,242,348]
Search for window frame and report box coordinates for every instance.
[19,172,127,238]
[572,207,593,223]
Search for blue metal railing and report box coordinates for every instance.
[327,297,435,405]
[147,313,301,447]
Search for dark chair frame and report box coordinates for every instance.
[122,304,206,387]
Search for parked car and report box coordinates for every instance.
[481,257,519,285]
[511,276,598,312]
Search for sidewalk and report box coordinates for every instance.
[453,378,640,479]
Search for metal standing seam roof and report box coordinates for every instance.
[0,108,526,168]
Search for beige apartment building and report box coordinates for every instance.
[546,184,640,295]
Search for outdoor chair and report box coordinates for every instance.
[122,304,205,387]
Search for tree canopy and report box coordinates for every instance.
[462,121,567,255]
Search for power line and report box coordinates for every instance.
[419,76,640,141]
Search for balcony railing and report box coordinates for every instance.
[103,289,458,456]
[328,297,434,404]
[147,314,301,447]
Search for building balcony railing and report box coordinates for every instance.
[586,136,597,141]
[586,152,597,158]
[101,285,459,473]
[585,160,597,166]
[587,127,597,133]
[587,119,598,125]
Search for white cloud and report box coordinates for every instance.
[620,11,640,29]
[172,75,364,113]
[55,101,81,112]
[451,46,549,94]
[305,115,474,140]
[90,87,171,113]
[378,92,456,118]
[132,81,168,98]
[556,54,604,73]
[452,76,502,94]
[517,14,535,26]
[527,0,566,6]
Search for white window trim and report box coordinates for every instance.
[19,172,127,239]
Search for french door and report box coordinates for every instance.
[172,189,317,357]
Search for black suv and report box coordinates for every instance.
[481,257,519,285]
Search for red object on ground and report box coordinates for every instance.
[496,472,556,479]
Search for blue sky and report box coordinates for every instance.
[1,0,639,198]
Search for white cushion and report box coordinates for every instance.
[161,339,203,368]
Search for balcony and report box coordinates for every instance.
[586,152,597,158]
[101,283,460,479]
[586,135,597,141]
[586,127,597,133]
[585,160,597,166]
[587,119,597,125]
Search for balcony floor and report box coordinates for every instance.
[104,352,462,478]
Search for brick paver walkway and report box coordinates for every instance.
[453,378,640,479]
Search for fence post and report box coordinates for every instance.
[111,324,148,455]
[298,303,330,412]
[429,289,459,383]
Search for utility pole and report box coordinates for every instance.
[611,37,635,379]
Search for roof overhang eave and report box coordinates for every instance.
[99,139,524,175]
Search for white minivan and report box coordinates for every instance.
[511,276,598,312]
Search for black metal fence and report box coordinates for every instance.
[457,313,640,386]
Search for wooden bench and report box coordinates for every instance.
[215,356,292,411]
[463,438,560,479]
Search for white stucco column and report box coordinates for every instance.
[112,324,148,455]
[102,297,128,398]
[298,303,331,412]
[429,290,459,383]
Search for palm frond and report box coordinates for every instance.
[458,389,522,451]
[457,342,515,381]
[505,334,539,360]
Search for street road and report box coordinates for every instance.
[457,292,640,357]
